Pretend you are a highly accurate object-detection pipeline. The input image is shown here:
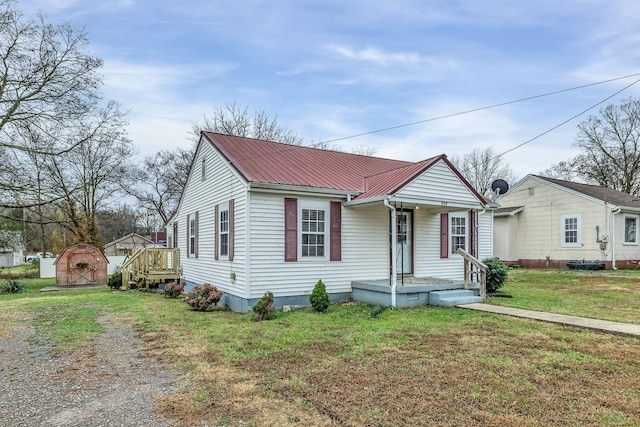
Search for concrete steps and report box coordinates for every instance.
[428,289,483,307]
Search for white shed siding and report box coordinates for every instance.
[396,161,480,206]
[176,140,248,297]
[248,193,390,299]
[499,177,608,261]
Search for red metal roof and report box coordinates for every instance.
[203,132,486,203]
[204,132,413,192]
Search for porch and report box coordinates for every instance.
[352,277,482,308]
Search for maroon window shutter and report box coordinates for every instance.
[214,204,219,260]
[330,201,342,261]
[469,210,476,257]
[229,199,235,261]
[284,198,298,262]
[186,214,190,257]
[440,213,449,259]
[194,211,199,258]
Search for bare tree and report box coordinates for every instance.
[0,0,102,144]
[192,102,305,145]
[571,97,640,195]
[539,160,579,181]
[450,147,517,197]
[125,148,193,225]
[41,102,135,246]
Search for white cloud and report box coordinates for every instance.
[327,44,422,66]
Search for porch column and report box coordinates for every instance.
[384,199,397,308]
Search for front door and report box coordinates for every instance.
[396,211,413,274]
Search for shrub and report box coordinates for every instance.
[184,283,223,311]
[252,291,276,321]
[162,281,185,298]
[482,257,508,293]
[108,271,122,289]
[309,279,330,312]
[0,280,25,294]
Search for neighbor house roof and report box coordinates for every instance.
[203,132,489,204]
[493,206,524,217]
[534,175,640,209]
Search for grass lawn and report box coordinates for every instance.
[1,274,640,426]
[487,268,640,324]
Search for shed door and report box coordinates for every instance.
[69,253,96,285]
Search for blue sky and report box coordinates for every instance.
[24,0,640,180]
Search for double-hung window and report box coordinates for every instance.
[301,208,325,257]
[219,208,229,256]
[624,215,638,244]
[561,214,581,247]
[450,213,466,254]
[189,216,196,255]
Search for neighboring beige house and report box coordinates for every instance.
[494,174,640,269]
[103,233,158,256]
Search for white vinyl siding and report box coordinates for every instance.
[395,160,480,207]
[172,140,246,297]
[248,194,388,299]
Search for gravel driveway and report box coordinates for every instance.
[0,314,178,426]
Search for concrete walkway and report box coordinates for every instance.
[459,303,640,338]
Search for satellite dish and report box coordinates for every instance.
[491,179,509,195]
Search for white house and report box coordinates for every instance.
[494,174,640,269]
[166,132,495,311]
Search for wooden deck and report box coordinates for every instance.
[121,248,180,289]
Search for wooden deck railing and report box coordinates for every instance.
[457,248,487,299]
[121,248,180,289]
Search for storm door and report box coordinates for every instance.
[396,211,413,274]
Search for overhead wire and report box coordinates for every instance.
[227,72,640,165]
[318,72,640,145]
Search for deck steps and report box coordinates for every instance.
[428,289,483,307]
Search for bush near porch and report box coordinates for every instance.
[1,271,640,426]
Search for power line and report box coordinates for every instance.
[228,72,640,164]
[499,77,640,157]
[455,76,640,177]
[319,72,640,145]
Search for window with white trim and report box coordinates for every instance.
[219,207,229,256]
[561,214,581,247]
[301,206,326,258]
[450,213,467,254]
[624,215,638,244]
[189,216,196,255]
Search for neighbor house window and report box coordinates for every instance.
[219,208,229,256]
[624,215,638,244]
[450,213,466,254]
[561,214,581,247]
[301,208,326,257]
[201,158,206,180]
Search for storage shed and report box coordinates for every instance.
[54,243,108,286]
